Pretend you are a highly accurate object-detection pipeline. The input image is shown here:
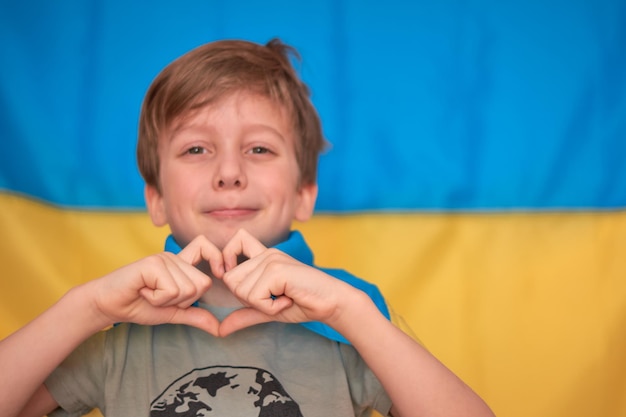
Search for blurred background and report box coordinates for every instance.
[1,1,625,416]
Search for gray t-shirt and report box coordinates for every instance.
[46,305,392,417]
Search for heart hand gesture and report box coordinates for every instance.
[88,229,359,338]
[218,229,356,336]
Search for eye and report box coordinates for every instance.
[249,146,271,155]
[186,146,205,155]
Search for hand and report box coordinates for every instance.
[218,229,358,336]
[89,235,225,335]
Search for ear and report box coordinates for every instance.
[294,183,318,222]
[144,185,168,227]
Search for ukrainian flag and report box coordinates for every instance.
[1,2,625,417]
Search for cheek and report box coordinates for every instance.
[162,165,203,195]
[158,180,193,217]
[271,161,301,190]
[262,175,300,203]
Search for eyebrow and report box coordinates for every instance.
[169,122,289,144]
[242,124,288,143]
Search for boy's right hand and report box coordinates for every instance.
[87,235,223,335]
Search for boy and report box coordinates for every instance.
[0,39,495,417]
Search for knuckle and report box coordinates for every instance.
[232,286,248,300]
[191,234,208,245]
[264,250,285,269]
[222,270,233,284]
[199,277,212,292]
[236,228,250,238]
[145,253,170,270]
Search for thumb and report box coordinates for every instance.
[168,306,221,336]
[219,308,272,337]
[218,297,293,337]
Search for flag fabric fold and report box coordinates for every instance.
[1,3,625,417]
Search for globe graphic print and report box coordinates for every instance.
[150,365,303,416]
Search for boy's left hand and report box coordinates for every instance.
[217,229,357,337]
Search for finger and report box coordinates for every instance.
[222,250,298,313]
[139,254,210,308]
[221,229,268,271]
[136,255,188,306]
[220,258,265,302]
[178,235,225,278]
[168,306,220,336]
[220,243,282,293]
[243,269,291,310]
[218,300,292,337]
[138,278,204,309]
[171,260,213,307]
[219,308,270,337]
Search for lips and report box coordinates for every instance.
[206,208,257,219]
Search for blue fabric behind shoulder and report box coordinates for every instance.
[164,231,390,345]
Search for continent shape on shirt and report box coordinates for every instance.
[150,365,303,417]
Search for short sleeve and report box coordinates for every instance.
[45,330,108,416]
[339,343,393,416]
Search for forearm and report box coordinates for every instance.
[332,291,495,417]
[0,283,110,416]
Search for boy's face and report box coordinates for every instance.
[145,90,317,249]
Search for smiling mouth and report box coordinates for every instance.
[208,208,256,219]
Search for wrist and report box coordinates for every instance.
[63,282,115,333]
[326,286,383,342]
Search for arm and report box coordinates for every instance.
[1,284,109,417]
[330,289,495,417]
[218,230,496,417]
[0,236,222,417]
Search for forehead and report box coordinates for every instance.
[165,90,295,142]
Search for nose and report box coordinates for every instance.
[213,152,247,190]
